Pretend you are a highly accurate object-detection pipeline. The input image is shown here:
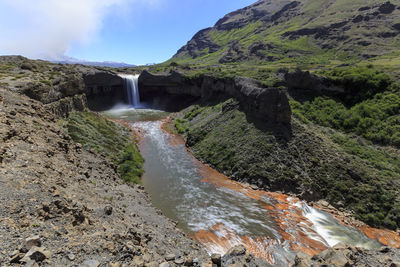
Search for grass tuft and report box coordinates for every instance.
[66,112,144,184]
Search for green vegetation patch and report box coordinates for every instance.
[291,90,400,148]
[116,143,144,184]
[330,134,400,178]
[66,112,144,184]
[318,66,394,104]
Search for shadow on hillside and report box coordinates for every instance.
[195,95,293,143]
[244,112,293,143]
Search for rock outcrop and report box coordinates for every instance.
[0,56,126,116]
[295,244,400,267]
[284,69,344,95]
[44,94,88,118]
[234,77,291,124]
[82,68,125,111]
[139,70,291,124]
[174,0,294,60]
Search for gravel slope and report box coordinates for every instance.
[0,87,209,266]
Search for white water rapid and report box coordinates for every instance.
[296,202,379,248]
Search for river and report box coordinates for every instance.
[105,107,385,265]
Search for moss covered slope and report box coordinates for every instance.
[66,112,144,184]
[174,100,400,230]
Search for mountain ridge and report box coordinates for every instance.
[52,57,137,68]
[172,0,400,67]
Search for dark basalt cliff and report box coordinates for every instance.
[82,69,125,111]
[139,70,291,124]
[1,56,293,125]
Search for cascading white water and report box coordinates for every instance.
[120,74,140,107]
[298,202,379,249]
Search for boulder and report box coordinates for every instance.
[294,252,312,267]
[20,235,41,253]
[325,250,350,266]
[83,259,101,267]
[165,254,176,261]
[175,258,184,265]
[226,245,246,256]
[20,63,34,70]
[104,205,113,215]
[146,262,158,267]
[184,257,194,266]
[211,253,221,266]
[25,260,39,267]
[21,247,51,263]
[67,254,76,261]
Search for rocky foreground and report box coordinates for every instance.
[295,244,400,267]
[0,85,271,266]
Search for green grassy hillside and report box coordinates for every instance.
[169,0,400,70]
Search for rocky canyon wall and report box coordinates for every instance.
[139,70,291,124]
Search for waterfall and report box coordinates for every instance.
[120,74,140,107]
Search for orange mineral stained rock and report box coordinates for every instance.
[194,223,278,264]
[198,163,265,201]
[360,226,400,248]
[197,160,328,258]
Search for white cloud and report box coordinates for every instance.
[0,0,162,60]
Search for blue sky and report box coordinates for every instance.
[0,0,256,65]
